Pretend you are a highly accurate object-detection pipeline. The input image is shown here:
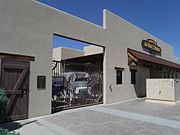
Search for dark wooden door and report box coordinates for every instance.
[0,58,30,121]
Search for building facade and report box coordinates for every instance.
[0,0,180,119]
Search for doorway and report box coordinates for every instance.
[0,58,30,121]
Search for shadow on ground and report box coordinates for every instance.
[0,120,37,131]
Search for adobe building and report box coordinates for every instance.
[53,45,103,61]
[1,0,180,120]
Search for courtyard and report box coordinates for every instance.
[1,98,180,135]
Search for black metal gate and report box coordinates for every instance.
[52,60,103,113]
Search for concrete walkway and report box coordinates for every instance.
[89,106,180,129]
[1,99,180,135]
[15,119,77,135]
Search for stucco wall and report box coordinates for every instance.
[0,0,179,117]
[53,47,84,61]
[84,45,103,56]
[0,0,53,117]
[175,79,180,102]
[53,45,103,61]
[104,10,179,103]
[130,66,150,98]
[0,0,106,118]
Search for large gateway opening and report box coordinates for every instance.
[52,34,104,113]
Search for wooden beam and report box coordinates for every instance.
[128,52,138,63]
[0,52,35,61]
[3,64,29,70]
[114,67,124,71]
[128,52,138,65]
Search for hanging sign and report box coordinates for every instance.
[142,39,161,53]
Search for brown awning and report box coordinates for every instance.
[61,53,103,63]
[128,48,180,69]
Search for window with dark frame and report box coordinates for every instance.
[130,69,137,84]
[115,67,124,85]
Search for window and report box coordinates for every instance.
[177,72,180,78]
[130,69,137,84]
[175,72,178,78]
[116,70,122,84]
[163,71,168,78]
[115,67,124,85]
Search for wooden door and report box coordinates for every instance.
[0,58,30,121]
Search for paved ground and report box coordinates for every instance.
[1,98,180,135]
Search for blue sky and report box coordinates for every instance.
[38,0,180,58]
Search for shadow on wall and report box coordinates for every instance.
[133,84,146,98]
[131,66,149,98]
[0,120,37,131]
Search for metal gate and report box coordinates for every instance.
[0,58,30,121]
[52,60,103,112]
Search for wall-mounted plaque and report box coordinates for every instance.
[37,76,46,89]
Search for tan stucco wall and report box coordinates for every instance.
[84,45,103,56]
[0,0,106,118]
[53,47,84,61]
[53,45,103,61]
[146,79,177,102]
[0,0,179,117]
[104,10,180,103]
